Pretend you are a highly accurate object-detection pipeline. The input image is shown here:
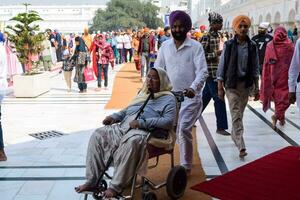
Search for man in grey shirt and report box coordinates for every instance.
[217,15,259,158]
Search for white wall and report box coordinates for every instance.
[216,0,299,33]
[0,5,106,33]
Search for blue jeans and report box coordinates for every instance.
[78,83,87,91]
[0,105,3,149]
[202,77,228,130]
[97,64,108,87]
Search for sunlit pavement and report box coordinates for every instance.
[0,63,299,199]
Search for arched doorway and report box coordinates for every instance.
[288,9,296,29]
[251,17,255,36]
[273,12,281,28]
[259,15,263,24]
[266,13,271,23]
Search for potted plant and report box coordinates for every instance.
[6,3,50,97]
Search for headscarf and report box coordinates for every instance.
[128,67,173,106]
[75,37,86,52]
[273,26,293,47]
[287,30,294,42]
[169,10,192,33]
[95,34,110,50]
[208,12,223,25]
[232,15,251,32]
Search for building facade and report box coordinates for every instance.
[0,1,107,33]
[147,0,214,28]
[215,0,300,34]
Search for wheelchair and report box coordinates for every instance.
[82,91,187,200]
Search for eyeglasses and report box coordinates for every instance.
[146,76,159,81]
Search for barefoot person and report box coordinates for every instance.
[75,68,177,198]
[260,26,294,127]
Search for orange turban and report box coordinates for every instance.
[144,28,150,33]
[232,15,251,31]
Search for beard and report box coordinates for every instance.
[258,30,266,35]
[171,31,187,41]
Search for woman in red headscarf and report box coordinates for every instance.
[91,34,114,90]
[260,26,294,128]
[90,34,100,79]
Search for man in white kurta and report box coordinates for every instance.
[288,38,300,110]
[155,10,208,171]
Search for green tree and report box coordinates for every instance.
[90,0,164,32]
[6,3,45,75]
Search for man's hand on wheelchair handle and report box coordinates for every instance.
[103,116,115,125]
[129,120,140,129]
[184,88,196,98]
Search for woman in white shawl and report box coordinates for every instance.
[75,67,177,198]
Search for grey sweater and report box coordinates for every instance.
[111,94,177,131]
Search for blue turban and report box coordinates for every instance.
[169,10,192,33]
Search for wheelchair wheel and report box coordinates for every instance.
[92,179,108,200]
[92,191,103,200]
[99,179,108,190]
[166,165,187,199]
[143,191,157,200]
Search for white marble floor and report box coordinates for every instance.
[197,101,300,177]
[0,63,300,199]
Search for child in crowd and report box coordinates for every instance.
[61,46,73,92]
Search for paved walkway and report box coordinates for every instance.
[1,64,121,200]
[0,63,299,199]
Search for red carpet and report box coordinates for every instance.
[191,146,300,200]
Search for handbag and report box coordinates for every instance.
[84,67,95,82]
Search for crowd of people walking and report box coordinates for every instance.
[1,8,300,199]
[73,10,300,198]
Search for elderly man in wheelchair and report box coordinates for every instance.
[75,67,187,199]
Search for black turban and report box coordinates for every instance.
[208,12,223,25]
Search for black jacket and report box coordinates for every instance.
[223,36,258,89]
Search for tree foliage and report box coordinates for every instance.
[90,0,164,32]
[6,3,45,74]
